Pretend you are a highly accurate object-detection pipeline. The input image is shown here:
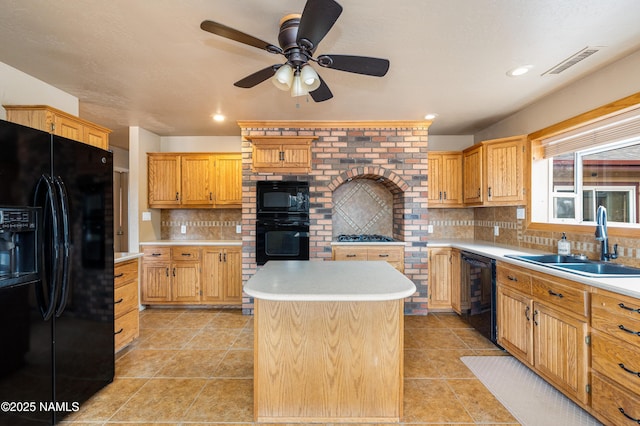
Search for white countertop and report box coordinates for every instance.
[428,239,640,299]
[139,240,242,246]
[244,260,417,302]
[114,252,143,263]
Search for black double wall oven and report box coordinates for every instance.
[256,181,310,265]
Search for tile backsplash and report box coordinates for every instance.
[332,178,393,237]
[161,209,242,240]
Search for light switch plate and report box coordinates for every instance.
[180,225,187,234]
[516,207,526,219]
[142,211,151,221]
[236,225,242,234]
[494,225,500,236]
[427,224,434,233]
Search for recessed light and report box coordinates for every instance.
[212,113,225,122]
[506,65,533,77]
[424,113,438,120]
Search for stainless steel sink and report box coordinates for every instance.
[510,254,590,264]
[505,254,640,278]
[554,262,640,276]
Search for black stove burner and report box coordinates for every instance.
[336,234,394,242]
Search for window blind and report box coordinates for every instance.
[542,106,640,158]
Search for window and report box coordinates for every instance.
[532,107,640,227]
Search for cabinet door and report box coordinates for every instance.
[141,262,171,303]
[533,302,589,404]
[428,248,452,310]
[449,249,465,314]
[215,155,242,205]
[442,153,463,205]
[497,285,533,364]
[181,155,214,206]
[253,144,283,169]
[428,154,443,204]
[202,248,224,303]
[282,143,311,169]
[463,146,483,204]
[83,126,109,149]
[148,154,181,206]
[171,261,201,302]
[333,246,368,261]
[223,247,243,302]
[484,137,525,204]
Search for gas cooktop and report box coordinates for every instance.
[335,234,394,242]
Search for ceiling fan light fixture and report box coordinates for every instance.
[300,65,321,91]
[290,72,309,97]
[272,64,294,90]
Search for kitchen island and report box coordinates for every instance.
[245,260,416,423]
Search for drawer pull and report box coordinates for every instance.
[548,290,564,298]
[181,253,192,257]
[378,254,390,258]
[618,407,640,423]
[151,253,162,257]
[619,324,640,336]
[619,303,640,314]
[533,309,539,326]
[114,328,124,335]
[115,298,124,304]
[618,363,640,377]
[507,275,518,282]
[346,254,357,258]
[525,305,530,321]
[114,272,124,278]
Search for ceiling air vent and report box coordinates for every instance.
[542,46,603,76]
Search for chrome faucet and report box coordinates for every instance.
[595,205,618,261]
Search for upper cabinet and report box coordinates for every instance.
[148,153,241,209]
[462,135,527,206]
[428,152,463,207]
[4,104,111,150]
[246,136,316,173]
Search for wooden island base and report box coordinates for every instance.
[254,298,404,423]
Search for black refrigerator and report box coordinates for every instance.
[0,119,114,425]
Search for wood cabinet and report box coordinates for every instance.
[462,135,527,206]
[147,153,241,208]
[427,247,459,311]
[141,244,241,306]
[332,244,404,273]
[4,104,110,149]
[247,136,316,173]
[114,258,140,352]
[202,247,242,303]
[496,262,589,405]
[590,289,640,425]
[428,152,463,207]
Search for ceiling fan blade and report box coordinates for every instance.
[234,65,279,88]
[319,54,390,77]
[296,0,343,51]
[309,75,333,102]
[201,20,282,54]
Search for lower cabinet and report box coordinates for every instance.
[114,258,140,352]
[141,245,242,305]
[332,244,405,273]
[427,247,459,311]
[496,262,589,405]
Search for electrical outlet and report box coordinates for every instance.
[236,225,242,234]
[142,211,151,221]
[427,224,434,233]
[180,225,187,234]
[494,225,499,236]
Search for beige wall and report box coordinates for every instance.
[160,135,241,152]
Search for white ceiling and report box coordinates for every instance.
[2,0,640,148]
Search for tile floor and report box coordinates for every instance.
[61,308,519,425]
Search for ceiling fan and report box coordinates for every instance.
[200,0,390,102]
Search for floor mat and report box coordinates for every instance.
[461,356,602,426]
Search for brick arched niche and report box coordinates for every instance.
[328,168,408,240]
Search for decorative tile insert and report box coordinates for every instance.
[333,179,393,237]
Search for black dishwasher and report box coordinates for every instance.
[460,251,498,345]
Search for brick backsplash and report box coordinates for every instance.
[240,124,430,315]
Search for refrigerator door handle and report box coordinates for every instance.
[33,174,63,321]
[54,176,72,317]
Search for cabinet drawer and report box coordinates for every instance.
[115,280,138,318]
[333,247,369,261]
[114,259,138,288]
[143,246,170,261]
[367,247,403,261]
[531,276,587,317]
[497,265,532,294]
[115,309,139,352]
[172,246,201,261]
[592,292,640,349]
[592,373,640,426]
[592,331,640,396]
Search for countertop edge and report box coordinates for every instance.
[244,287,416,302]
[114,252,143,263]
[428,239,640,300]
